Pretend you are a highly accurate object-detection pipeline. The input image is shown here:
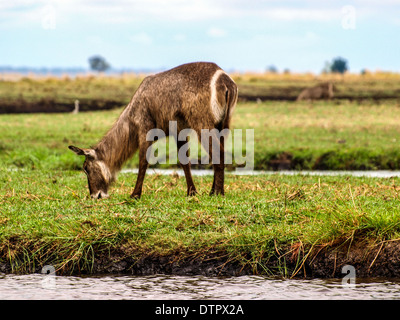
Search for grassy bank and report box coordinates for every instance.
[1,168,400,276]
[1,100,400,171]
[239,100,400,170]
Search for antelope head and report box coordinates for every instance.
[69,145,112,199]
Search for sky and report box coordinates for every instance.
[1,0,400,73]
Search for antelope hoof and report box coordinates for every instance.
[91,191,109,199]
[187,188,198,197]
[209,189,224,196]
[130,192,141,200]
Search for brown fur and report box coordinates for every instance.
[69,62,238,199]
[296,82,334,101]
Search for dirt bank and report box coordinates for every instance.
[306,241,400,278]
[1,241,399,278]
[0,98,124,114]
[93,241,400,278]
[2,94,400,114]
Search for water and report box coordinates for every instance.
[1,274,400,300]
[122,168,400,178]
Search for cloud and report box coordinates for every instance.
[130,32,153,45]
[64,0,225,22]
[2,0,400,73]
[258,8,340,21]
[0,1,341,26]
[133,0,224,21]
[173,34,187,42]
[251,31,321,50]
[207,27,227,38]
[2,0,399,27]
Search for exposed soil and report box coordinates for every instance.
[305,241,400,279]
[238,94,400,103]
[0,99,124,114]
[94,241,400,278]
[1,93,400,114]
[1,241,400,278]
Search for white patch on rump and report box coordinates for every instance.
[210,69,225,123]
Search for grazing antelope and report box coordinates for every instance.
[296,82,334,101]
[69,62,238,199]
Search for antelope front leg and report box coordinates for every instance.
[181,162,197,196]
[211,163,224,195]
[131,140,150,199]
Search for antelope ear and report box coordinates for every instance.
[68,145,96,159]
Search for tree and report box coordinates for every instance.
[266,65,278,73]
[88,55,110,72]
[330,57,348,74]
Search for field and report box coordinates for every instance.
[2,100,400,171]
[2,71,400,112]
[1,73,400,277]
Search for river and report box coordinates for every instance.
[1,273,400,300]
[122,168,400,178]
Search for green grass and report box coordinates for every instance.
[235,100,400,170]
[0,109,137,170]
[1,168,400,275]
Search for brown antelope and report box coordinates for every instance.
[69,62,238,199]
[296,82,334,101]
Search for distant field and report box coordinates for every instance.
[234,71,400,101]
[1,71,400,113]
[0,74,142,113]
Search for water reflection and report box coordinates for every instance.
[122,169,400,178]
[1,274,400,300]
